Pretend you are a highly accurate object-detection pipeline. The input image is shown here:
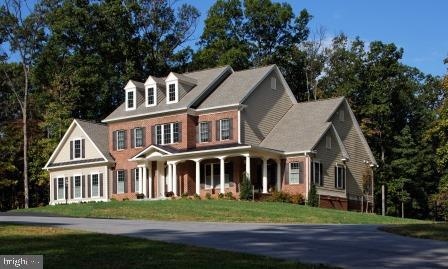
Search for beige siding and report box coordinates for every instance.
[314,127,346,197]
[241,72,293,145]
[49,165,109,205]
[53,125,104,163]
[330,101,373,198]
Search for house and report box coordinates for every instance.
[44,64,377,210]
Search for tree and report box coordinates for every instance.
[239,172,252,200]
[0,0,45,208]
[307,184,319,207]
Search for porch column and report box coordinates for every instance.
[262,157,268,193]
[167,163,173,192]
[147,162,152,199]
[172,162,178,196]
[195,159,201,195]
[140,165,146,196]
[157,161,165,197]
[139,167,144,194]
[276,159,281,191]
[219,157,225,194]
[245,155,251,179]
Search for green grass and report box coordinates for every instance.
[0,224,332,269]
[380,224,448,241]
[17,199,425,224]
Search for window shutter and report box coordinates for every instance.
[131,128,135,148]
[70,141,73,160]
[151,125,156,145]
[229,119,233,140]
[70,177,74,199]
[99,173,104,197]
[113,171,117,194]
[87,175,91,198]
[141,127,146,147]
[81,139,85,158]
[112,131,117,151]
[299,162,304,184]
[319,164,324,186]
[334,166,337,188]
[123,130,128,149]
[343,167,346,189]
[124,170,128,193]
[65,177,68,198]
[311,162,315,185]
[178,123,182,143]
[131,169,135,192]
[82,175,86,198]
[285,162,289,185]
[216,120,220,141]
[53,178,57,200]
[196,125,200,143]
[207,121,212,142]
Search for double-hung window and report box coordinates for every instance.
[134,168,140,193]
[312,161,323,186]
[289,162,300,184]
[199,122,210,143]
[117,130,125,150]
[335,165,346,189]
[155,122,180,145]
[57,177,65,200]
[127,90,135,109]
[164,124,171,144]
[168,83,176,102]
[117,170,125,194]
[147,87,155,106]
[220,119,230,140]
[73,139,82,159]
[74,175,82,198]
[134,128,143,148]
[91,173,99,197]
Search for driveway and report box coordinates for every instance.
[0,215,447,269]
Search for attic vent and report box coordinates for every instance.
[271,76,277,90]
[339,110,345,122]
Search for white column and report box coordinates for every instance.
[142,165,147,197]
[167,163,173,192]
[245,155,251,179]
[276,159,281,191]
[157,161,165,197]
[172,162,178,196]
[195,160,201,195]
[148,162,152,199]
[220,157,225,194]
[139,167,144,194]
[262,157,268,193]
[104,166,109,200]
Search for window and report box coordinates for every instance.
[271,76,277,90]
[73,139,82,159]
[201,162,233,189]
[164,124,171,144]
[335,165,346,189]
[199,122,210,143]
[220,119,230,140]
[339,110,345,122]
[74,175,82,198]
[91,173,99,197]
[312,161,323,186]
[147,87,155,106]
[155,122,180,145]
[156,125,162,144]
[126,90,135,110]
[57,177,65,200]
[326,135,332,149]
[117,170,125,194]
[289,162,300,184]
[173,122,179,143]
[168,83,176,102]
[117,130,125,150]
[135,168,140,193]
[134,128,143,148]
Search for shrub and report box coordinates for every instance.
[218,193,224,199]
[122,198,129,201]
[225,192,234,200]
[290,193,305,205]
[269,191,290,203]
[165,191,174,198]
[239,172,252,200]
[205,192,212,200]
[181,192,188,199]
[194,193,201,200]
[308,184,319,207]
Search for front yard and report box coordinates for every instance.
[17,199,425,224]
[380,224,448,241]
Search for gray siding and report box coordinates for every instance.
[241,72,293,145]
[157,86,165,104]
[178,82,193,101]
[330,101,372,198]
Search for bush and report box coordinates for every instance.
[205,193,212,200]
[290,194,305,205]
[308,184,319,207]
[122,198,129,201]
[165,191,174,198]
[194,193,201,200]
[218,193,224,199]
[269,191,290,203]
[225,192,234,200]
[181,192,188,199]
[239,172,252,200]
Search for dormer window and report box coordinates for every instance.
[167,83,177,103]
[125,89,136,110]
[146,87,156,106]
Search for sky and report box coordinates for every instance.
[185,0,448,76]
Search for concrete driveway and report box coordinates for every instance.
[0,215,447,269]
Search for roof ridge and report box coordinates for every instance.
[184,65,231,74]
[296,96,345,105]
[74,118,106,126]
[233,64,275,74]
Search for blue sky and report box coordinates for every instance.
[186,0,448,76]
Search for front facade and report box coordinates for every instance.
[45,65,377,210]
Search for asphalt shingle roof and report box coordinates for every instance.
[75,119,114,161]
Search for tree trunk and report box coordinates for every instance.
[401,201,404,218]
[23,65,29,209]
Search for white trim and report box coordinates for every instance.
[116,170,125,194]
[166,81,178,104]
[199,121,210,143]
[219,118,231,141]
[102,108,188,123]
[71,138,83,160]
[103,166,108,199]
[194,103,242,112]
[134,127,144,148]
[331,125,350,160]
[46,161,110,171]
[145,85,157,107]
[73,174,83,199]
[129,145,172,161]
[237,110,241,143]
[116,129,126,150]
[56,176,65,201]
[90,172,100,198]
[335,163,346,190]
[125,88,137,111]
[283,150,314,156]
[134,168,141,193]
[288,162,301,185]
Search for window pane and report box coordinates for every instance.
[147,87,154,105]
[164,124,171,144]
[200,122,209,142]
[204,164,212,189]
[57,178,64,200]
[225,162,233,184]
[117,171,125,194]
[221,119,230,140]
[156,125,162,145]
[168,84,176,101]
[74,176,81,198]
[74,140,81,158]
[135,128,143,147]
[92,174,99,197]
[127,91,134,108]
[117,131,125,150]
[135,169,140,193]
[289,162,300,184]
[173,123,179,143]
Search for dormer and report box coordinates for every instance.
[165,72,197,104]
[144,76,165,107]
[124,80,144,111]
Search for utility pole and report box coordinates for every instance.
[381,184,385,216]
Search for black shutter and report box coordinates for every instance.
[177,123,182,143]
[70,141,73,160]
[124,170,128,193]
[131,169,135,192]
[123,130,128,149]
[131,128,135,148]
[151,125,156,145]
[229,119,233,140]
[319,163,324,186]
[82,175,86,198]
[285,162,289,185]
[334,166,338,188]
[141,127,146,147]
[196,124,200,143]
[81,139,85,158]
[311,162,314,185]
[53,178,57,200]
[87,175,91,198]
[343,167,346,189]
[70,177,74,199]
[299,162,304,184]
[65,177,68,198]
[112,131,117,151]
[216,120,220,141]
[113,171,117,194]
[207,121,212,142]
[99,173,104,197]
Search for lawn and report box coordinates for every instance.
[0,224,332,269]
[380,224,448,241]
[18,199,425,224]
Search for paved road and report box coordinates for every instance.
[0,215,447,269]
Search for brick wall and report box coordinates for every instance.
[281,156,309,196]
[196,110,239,148]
